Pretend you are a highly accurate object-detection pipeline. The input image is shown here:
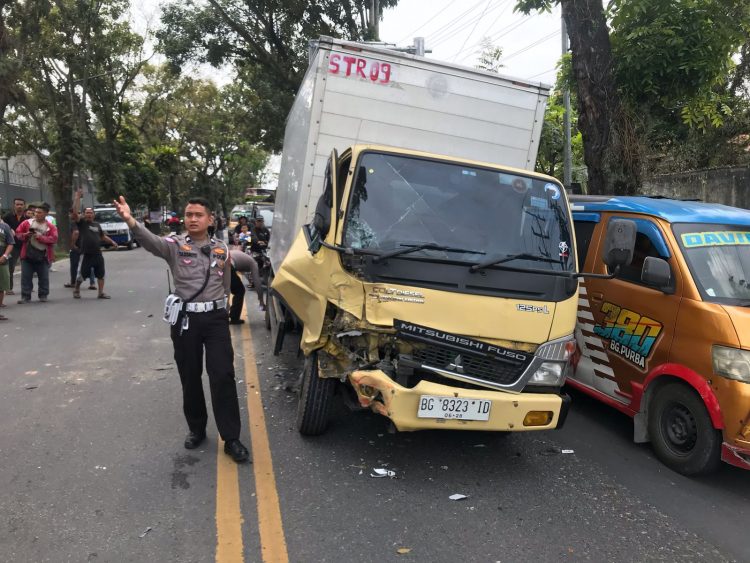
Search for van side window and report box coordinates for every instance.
[612,231,665,285]
[573,220,597,271]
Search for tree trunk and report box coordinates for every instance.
[562,0,641,195]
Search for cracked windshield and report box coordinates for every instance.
[675,223,750,304]
[343,152,574,271]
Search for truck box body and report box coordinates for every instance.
[270,36,550,272]
[264,37,599,438]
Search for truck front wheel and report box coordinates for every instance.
[296,351,337,436]
[648,382,722,476]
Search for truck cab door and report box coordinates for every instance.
[580,216,681,403]
[308,150,339,253]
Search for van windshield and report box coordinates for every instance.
[94,209,122,223]
[342,152,574,272]
[674,223,750,305]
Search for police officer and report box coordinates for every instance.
[113,195,250,463]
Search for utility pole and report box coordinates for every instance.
[370,0,380,41]
[414,37,425,57]
[562,15,572,189]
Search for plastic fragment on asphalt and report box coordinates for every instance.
[139,527,152,538]
[25,371,38,376]
[562,449,575,454]
[24,385,38,390]
[396,548,412,555]
[473,444,486,448]
[449,494,468,501]
[370,468,396,478]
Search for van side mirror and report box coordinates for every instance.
[642,256,672,291]
[603,219,636,270]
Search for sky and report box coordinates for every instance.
[128,0,564,186]
[130,0,563,87]
[379,0,563,86]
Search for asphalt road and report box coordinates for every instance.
[0,247,747,562]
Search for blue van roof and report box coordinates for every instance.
[569,195,750,226]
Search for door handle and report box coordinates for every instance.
[590,292,604,303]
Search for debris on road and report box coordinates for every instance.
[396,547,412,555]
[24,385,38,390]
[562,449,575,454]
[449,494,468,501]
[139,527,152,538]
[370,468,396,478]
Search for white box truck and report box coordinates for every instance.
[266,36,633,437]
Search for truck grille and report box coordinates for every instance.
[412,344,531,387]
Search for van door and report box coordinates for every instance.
[578,215,681,402]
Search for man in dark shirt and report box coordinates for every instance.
[72,189,117,299]
[2,197,26,294]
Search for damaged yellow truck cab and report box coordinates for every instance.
[266,37,633,436]
[272,145,579,434]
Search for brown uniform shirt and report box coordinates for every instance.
[131,221,231,301]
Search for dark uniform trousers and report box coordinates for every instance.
[229,267,245,322]
[170,308,241,440]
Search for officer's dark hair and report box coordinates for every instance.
[187,197,212,213]
[39,202,50,212]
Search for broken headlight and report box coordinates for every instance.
[712,345,750,383]
[529,335,575,386]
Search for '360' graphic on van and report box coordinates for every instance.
[593,302,663,370]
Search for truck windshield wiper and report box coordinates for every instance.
[469,252,564,273]
[372,243,485,263]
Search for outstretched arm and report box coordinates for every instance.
[71,188,83,222]
[114,195,173,261]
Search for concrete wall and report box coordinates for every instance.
[642,166,750,210]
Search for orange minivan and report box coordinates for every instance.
[571,195,750,475]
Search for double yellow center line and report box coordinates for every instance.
[216,308,289,562]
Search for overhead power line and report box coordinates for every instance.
[453,12,537,61]
[396,2,454,44]
[453,0,494,62]
[428,0,505,47]
[501,30,560,62]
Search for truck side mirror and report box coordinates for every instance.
[602,219,636,270]
[642,256,673,291]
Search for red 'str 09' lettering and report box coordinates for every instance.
[328,53,392,84]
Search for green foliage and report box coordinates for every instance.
[132,64,269,214]
[610,0,749,129]
[475,38,504,73]
[536,62,584,182]
[156,0,400,152]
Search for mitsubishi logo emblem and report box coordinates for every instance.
[447,354,465,374]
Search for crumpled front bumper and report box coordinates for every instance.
[721,440,750,470]
[349,369,566,432]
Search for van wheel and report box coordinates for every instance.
[127,241,134,250]
[647,382,722,476]
[296,351,336,436]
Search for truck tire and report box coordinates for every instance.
[647,382,722,476]
[264,287,271,331]
[127,240,134,250]
[296,351,336,436]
